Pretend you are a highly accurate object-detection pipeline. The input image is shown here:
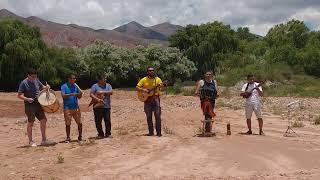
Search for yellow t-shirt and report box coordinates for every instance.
[137,77,163,96]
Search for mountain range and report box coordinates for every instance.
[0,9,182,48]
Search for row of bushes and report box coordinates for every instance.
[0,19,319,97]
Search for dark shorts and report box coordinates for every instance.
[25,102,46,122]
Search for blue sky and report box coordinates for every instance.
[1,0,320,35]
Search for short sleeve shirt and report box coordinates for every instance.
[137,77,162,96]
[18,78,43,102]
[90,83,112,108]
[241,82,262,105]
[61,83,80,110]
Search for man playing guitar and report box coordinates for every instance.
[240,74,264,135]
[136,67,165,137]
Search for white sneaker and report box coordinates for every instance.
[29,141,37,147]
[41,140,55,146]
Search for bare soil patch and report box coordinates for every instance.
[0,90,320,179]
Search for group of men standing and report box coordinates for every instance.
[17,67,264,146]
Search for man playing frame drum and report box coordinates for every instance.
[17,69,54,147]
[61,73,83,143]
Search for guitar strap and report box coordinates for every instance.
[245,83,250,91]
[153,77,157,96]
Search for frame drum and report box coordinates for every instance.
[37,89,60,113]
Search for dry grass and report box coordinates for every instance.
[215,100,242,110]
[292,121,305,128]
[81,138,97,146]
[57,153,64,164]
[196,127,204,134]
[181,86,196,96]
[219,87,233,98]
[116,126,129,136]
[314,116,320,125]
[87,138,96,145]
[270,106,284,116]
[163,126,175,135]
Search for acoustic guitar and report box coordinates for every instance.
[242,81,265,99]
[137,80,168,102]
[88,91,105,108]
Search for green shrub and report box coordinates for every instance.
[265,75,320,97]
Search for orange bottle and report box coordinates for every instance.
[227,122,231,135]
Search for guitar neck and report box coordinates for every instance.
[147,81,167,92]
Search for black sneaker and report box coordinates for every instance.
[259,131,265,136]
[65,138,71,143]
[96,135,104,139]
[157,134,162,137]
[246,130,252,135]
[145,133,154,136]
[105,134,113,138]
[78,136,82,141]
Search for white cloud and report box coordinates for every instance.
[0,0,14,13]
[85,1,105,16]
[291,8,320,30]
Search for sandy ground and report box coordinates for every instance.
[0,90,320,180]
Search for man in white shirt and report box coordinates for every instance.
[240,74,264,135]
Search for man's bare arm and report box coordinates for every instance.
[61,92,79,99]
[195,81,201,95]
[255,88,263,96]
[99,90,113,95]
[90,92,103,102]
[136,86,148,93]
[17,93,34,103]
[74,83,83,99]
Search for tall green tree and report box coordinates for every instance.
[0,19,48,90]
[169,21,239,77]
[265,19,309,49]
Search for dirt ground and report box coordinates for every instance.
[0,90,320,180]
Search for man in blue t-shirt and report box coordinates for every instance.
[61,73,83,142]
[17,69,52,147]
[90,74,113,138]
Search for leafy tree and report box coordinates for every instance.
[0,19,48,90]
[302,32,320,77]
[236,27,257,41]
[80,42,196,87]
[265,19,309,49]
[169,21,239,76]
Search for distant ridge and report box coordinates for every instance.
[0,9,181,47]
